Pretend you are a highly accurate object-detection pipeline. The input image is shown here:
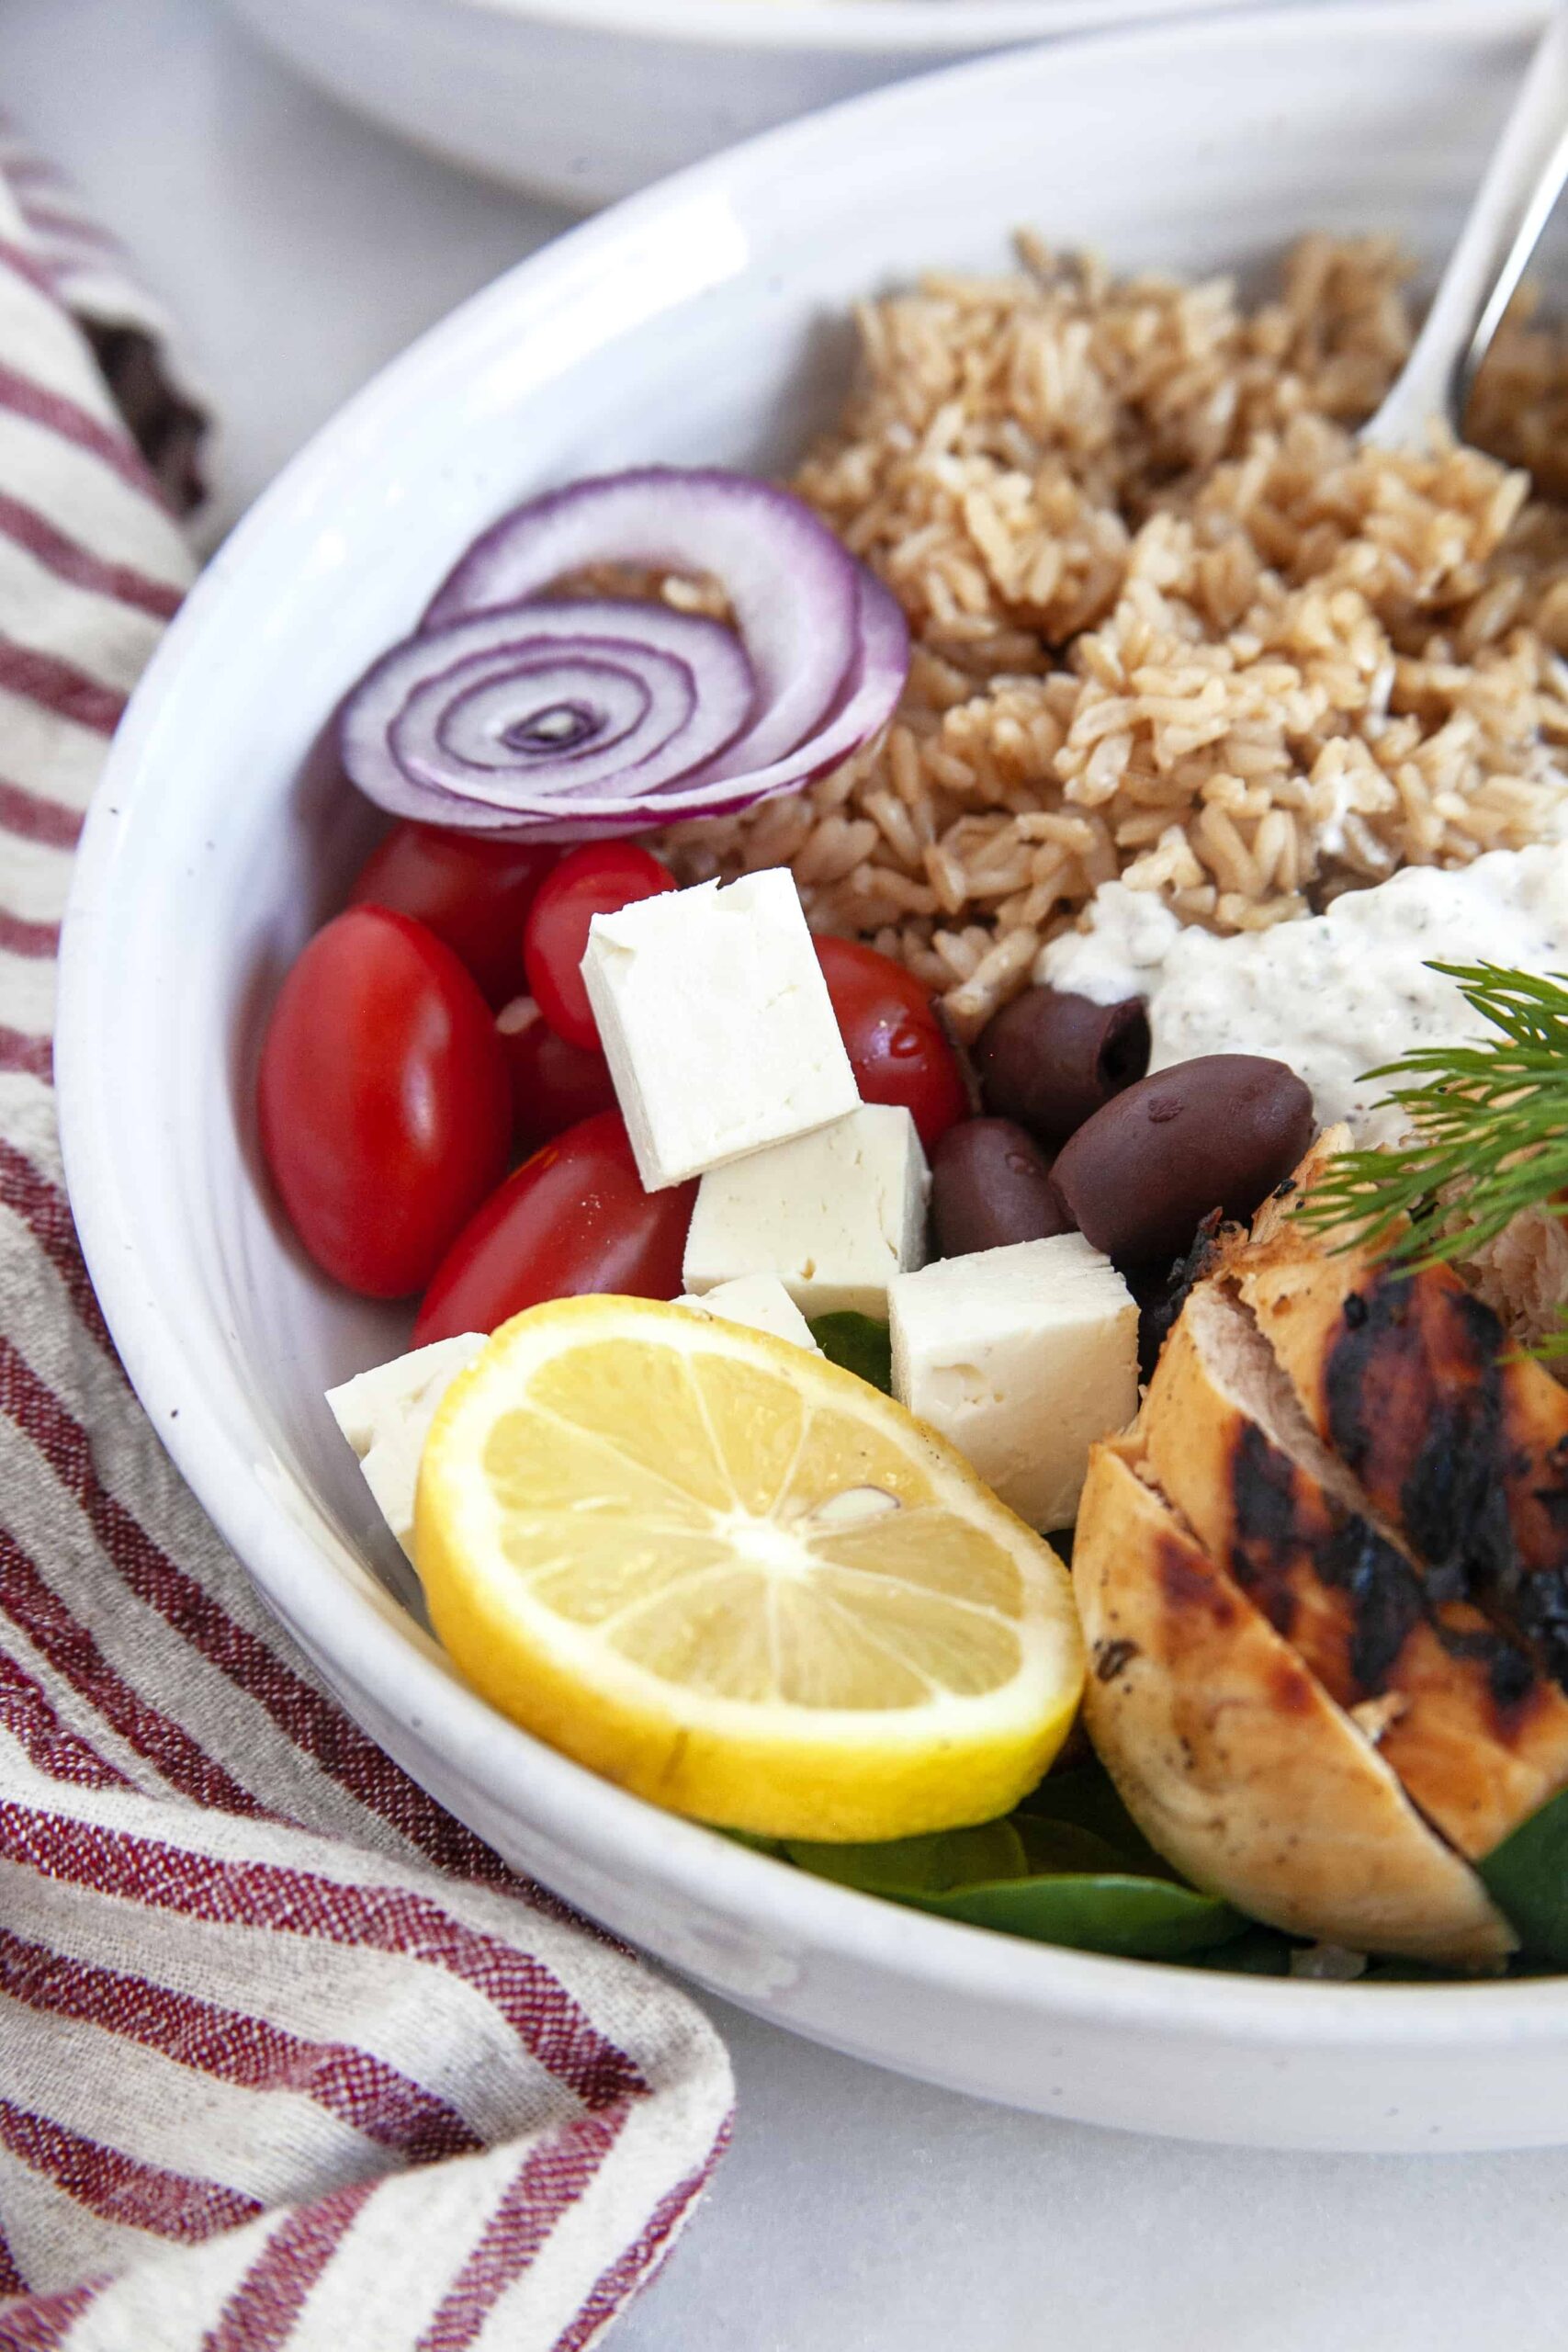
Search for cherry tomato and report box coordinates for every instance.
[259,907,512,1298]
[349,821,558,1008]
[523,842,676,1051]
[815,935,969,1151]
[498,997,619,1153]
[413,1110,694,1344]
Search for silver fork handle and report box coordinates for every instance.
[1362,6,1568,451]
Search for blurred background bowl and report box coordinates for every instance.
[215,0,1275,209]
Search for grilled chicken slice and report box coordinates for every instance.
[1074,1437,1514,1968]
[1144,1280,1568,1861]
[1234,1220,1568,1689]
[1248,1124,1352,1248]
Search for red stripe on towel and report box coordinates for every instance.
[416,2109,628,2352]
[0,1339,527,1881]
[202,2183,378,2352]
[0,774,80,847]
[0,1805,648,2109]
[0,2277,102,2350]
[0,1927,483,2166]
[0,491,178,620]
[0,1647,133,1792]
[0,1139,114,1352]
[551,2150,728,2352]
[0,2099,261,2245]
[0,1524,266,1817]
[0,640,124,738]
[0,359,166,510]
[0,910,58,957]
[0,1026,50,1080]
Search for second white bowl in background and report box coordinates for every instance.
[219,0,1278,209]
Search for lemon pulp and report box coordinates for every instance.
[416,1296,1083,1841]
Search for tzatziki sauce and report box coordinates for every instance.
[1037,845,1568,1135]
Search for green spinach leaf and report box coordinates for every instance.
[1478,1783,1568,1963]
[717,1827,791,1858]
[1182,1924,1299,1975]
[786,1812,1245,1961]
[808,1312,893,1395]
[909,1875,1244,1960]
[1016,1761,1175,1879]
[787,1820,1028,1895]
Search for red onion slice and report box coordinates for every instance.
[411,657,659,785]
[342,600,755,824]
[685,570,908,804]
[423,468,863,776]
[340,469,909,840]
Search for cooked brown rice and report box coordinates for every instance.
[657,234,1568,1039]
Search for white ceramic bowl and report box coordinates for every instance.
[61,0,1568,2151]
[219,0,1273,209]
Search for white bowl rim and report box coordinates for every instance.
[59,0,1568,2063]
[447,0,1267,60]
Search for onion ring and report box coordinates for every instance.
[340,468,908,839]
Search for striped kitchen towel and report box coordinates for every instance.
[0,132,733,2351]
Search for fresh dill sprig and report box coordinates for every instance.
[1296,962,1568,1356]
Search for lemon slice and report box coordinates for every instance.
[415,1295,1084,1841]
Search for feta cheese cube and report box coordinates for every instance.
[580,868,859,1192]
[675,1274,821,1353]
[889,1233,1137,1531]
[683,1102,928,1319]
[326,1332,486,1557]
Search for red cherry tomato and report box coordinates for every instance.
[523,842,676,1051]
[259,908,512,1298]
[413,1110,694,1344]
[498,997,619,1153]
[349,821,558,1008]
[815,935,969,1151]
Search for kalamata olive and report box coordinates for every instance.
[1051,1054,1314,1268]
[931,1118,1074,1259]
[974,986,1150,1149]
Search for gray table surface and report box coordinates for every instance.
[10,3,1568,2345]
